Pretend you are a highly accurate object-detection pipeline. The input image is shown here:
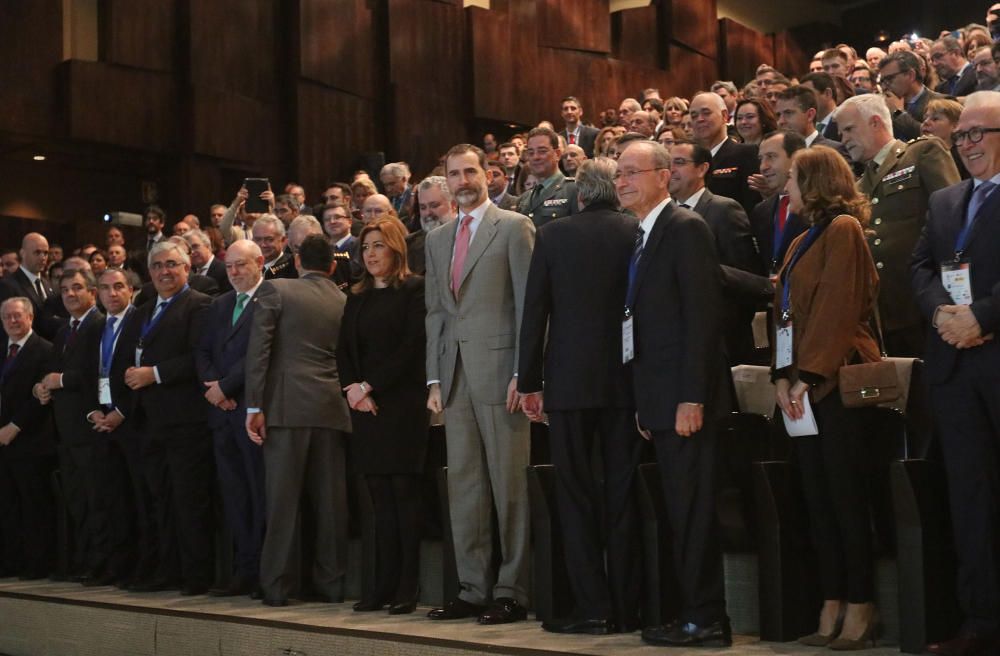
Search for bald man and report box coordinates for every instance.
[0,233,57,338]
[689,92,761,214]
[196,240,267,597]
[361,194,397,225]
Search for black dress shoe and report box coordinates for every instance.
[427,597,486,620]
[541,617,613,635]
[208,579,255,597]
[642,619,732,647]
[478,597,528,625]
[353,599,389,612]
[388,600,417,615]
[927,634,1000,656]
[262,596,288,607]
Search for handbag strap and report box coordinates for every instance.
[870,303,887,358]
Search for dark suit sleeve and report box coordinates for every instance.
[910,213,952,322]
[892,112,922,141]
[244,282,281,409]
[195,301,222,383]
[364,280,427,393]
[720,266,774,302]
[336,295,359,388]
[11,341,53,432]
[517,228,551,394]
[677,219,723,403]
[155,295,210,385]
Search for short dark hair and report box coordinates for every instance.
[144,205,166,224]
[324,181,351,197]
[777,86,818,113]
[879,51,925,83]
[643,97,665,113]
[615,131,649,147]
[526,126,560,149]
[497,141,516,152]
[821,48,849,63]
[444,143,488,170]
[60,268,97,290]
[800,72,836,95]
[671,138,712,167]
[297,234,333,272]
[762,129,808,157]
[561,95,581,106]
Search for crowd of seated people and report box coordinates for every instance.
[1,12,999,654]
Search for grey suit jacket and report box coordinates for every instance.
[245,273,351,431]
[425,202,535,405]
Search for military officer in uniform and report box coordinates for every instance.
[834,94,960,356]
[517,126,578,228]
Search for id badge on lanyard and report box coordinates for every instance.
[622,314,635,364]
[775,320,793,369]
[941,260,973,305]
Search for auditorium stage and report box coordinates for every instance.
[0,579,900,656]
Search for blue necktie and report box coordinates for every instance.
[625,226,645,310]
[967,181,997,225]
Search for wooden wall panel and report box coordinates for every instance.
[299,0,374,97]
[668,46,717,98]
[188,0,277,103]
[470,2,539,126]
[774,31,809,78]
[538,0,611,54]
[62,60,178,151]
[102,0,175,71]
[0,0,63,136]
[719,18,774,87]
[296,81,377,193]
[670,0,717,59]
[612,5,664,67]
[189,87,281,165]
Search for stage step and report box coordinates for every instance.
[0,579,902,656]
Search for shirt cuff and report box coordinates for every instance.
[58,373,64,388]
[8,422,19,432]
[246,407,261,414]
[426,380,441,387]
[153,366,162,384]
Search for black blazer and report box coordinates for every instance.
[912,179,1000,384]
[405,230,427,276]
[0,333,55,459]
[202,257,232,294]
[690,189,763,365]
[0,269,57,339]
[82,308,137,421]
[48,308,105,444]
[563,125,600,158]
[934,65,977,97]
[812,135,852,163]
[118,287,212,427]
[264,251,297,280]
[706,139,761,215]
[196,288,258,427]
[517,201,636,410]
[137,274,219,305]
[629,201,726,431]
[749,195,810,277]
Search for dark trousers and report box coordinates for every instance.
[58,440,94,573]
[212,412,265,582]
[0,455,55,577]
[365,473,422,603]
[110,425,156,582]
[795,392,874,603]
[884,324,925,358]
[143,423,215,587]
[931,351,1000,636]
[651,420,727,626]
[260,427,348,601]
[547,408,644,624]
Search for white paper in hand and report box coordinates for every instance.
[782,393,819,437]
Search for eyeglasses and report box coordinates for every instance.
[150,260,183,271]
[612,167,666,182]
[669,158,695,169]
[952,127,1000,146]
[362,208,388,216]
[879,71,904,87]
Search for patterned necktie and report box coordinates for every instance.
[777,195,790,233]
[6,343,19,363]
[232,293,249,326]
[626,225,645,306]
[66,319,80,350]
[451,215,474,298]
[569,132,576,145]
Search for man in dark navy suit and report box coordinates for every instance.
[119,241,214,595]
[911,91,1000,656]
[615,140,730,648]
[186,230,232,294]
[0,233,57,339]
[0,297,56,579]
[518,158,643,635]
[689,92,761,215]
[196,240,266,597]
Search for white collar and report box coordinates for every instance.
[236,278,264,301]
[710,138,728,157]
[19,265,40,285]
[637,195,672,247]
[804,130,820,146]
[7,329,32,350]
[679,186,707,209]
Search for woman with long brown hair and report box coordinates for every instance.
[772,146,882,650]
[337,217,428,615]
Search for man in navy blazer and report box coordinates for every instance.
[911,91,1000,656]
[616,140,731,648]
[196,240,266,597]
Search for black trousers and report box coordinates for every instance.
[651,419,727,626]
[365,473,422,603]
[212,412,265,582]
[109,425,156,582]
[795,392,874,603]
[931,350,1000,637]
[0,454,56,577]
[143,423,215,587]
[547,408,644,624]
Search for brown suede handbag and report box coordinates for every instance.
[838,308,901,408]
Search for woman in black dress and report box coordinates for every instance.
[337,217,428,615]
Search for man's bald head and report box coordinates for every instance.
[19,232,49,275]
[362,193,396,224]
[225,239,264,293]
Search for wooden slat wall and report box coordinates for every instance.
[538,0,611,54]
[719,17,775,87]
[101,0,175,71]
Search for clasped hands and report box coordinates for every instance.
[935,304,993,349]
[344,382,378,415]
[31,372,64,405]
[203,380,237,411]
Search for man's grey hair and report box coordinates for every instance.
[934,35,964,55]
[834,93,894,136]
[692,91,726,112]
[61,256,92,274]
[148,240,191,267]
[60,268,97,290]
[575,158,619,206]
[380,162,411,180]
[963,90,1000,113]
[1,297,33,318]
[289,215,323,238]
[254,213,286,237]
[418,175,452,202]
[227,239,264,260]
[621,140,672,170]
[183,229,211,248]
[711,80,738,95]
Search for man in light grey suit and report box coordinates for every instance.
[244,234,352,607]
[425,143,535,624]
